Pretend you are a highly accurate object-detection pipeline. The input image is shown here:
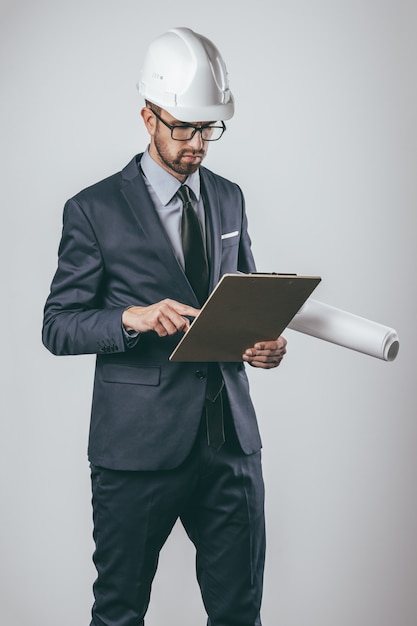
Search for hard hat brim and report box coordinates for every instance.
[147,98,235,123]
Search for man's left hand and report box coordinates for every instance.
[242,336,287,369]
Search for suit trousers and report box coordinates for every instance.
[89,396,266,626]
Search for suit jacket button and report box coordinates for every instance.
[195,370,206,380]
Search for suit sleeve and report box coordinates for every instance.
[42,198,127,356]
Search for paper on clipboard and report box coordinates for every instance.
[169,273,321,362]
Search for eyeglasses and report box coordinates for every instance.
[149,108,226,141]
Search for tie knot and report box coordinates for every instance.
[177,185,192,206]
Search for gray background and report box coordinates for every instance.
[1,0,416,625]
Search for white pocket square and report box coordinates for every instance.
[221,231,239,240]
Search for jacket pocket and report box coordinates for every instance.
[102,364,161,386]
[221,236,239,249]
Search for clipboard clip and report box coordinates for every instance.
[249,272,298,276]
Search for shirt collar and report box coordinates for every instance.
[140,148,201,205]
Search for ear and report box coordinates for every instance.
[141,107,156,136]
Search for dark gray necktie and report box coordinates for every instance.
[177,185,209,306]
[205,362,225,450]
[177,185,225,449]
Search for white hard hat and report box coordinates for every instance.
[138,27,234,122]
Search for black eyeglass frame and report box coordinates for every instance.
[148,107,226,142]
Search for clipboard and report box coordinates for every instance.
[169,273,321,362]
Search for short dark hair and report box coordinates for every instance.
[145,100,161,115]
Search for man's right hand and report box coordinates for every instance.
[122,299,200,337]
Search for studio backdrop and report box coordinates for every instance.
[1,1,416,625]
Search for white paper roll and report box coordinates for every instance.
[288,299,399,361]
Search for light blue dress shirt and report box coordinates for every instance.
[139,148,207,269]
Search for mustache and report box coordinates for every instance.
[178,148,205,157]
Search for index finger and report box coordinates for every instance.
[168,301,200,319]
[161,300,200,323]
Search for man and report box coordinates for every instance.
[43,27,287,626]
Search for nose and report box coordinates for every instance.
[188,129,204,150]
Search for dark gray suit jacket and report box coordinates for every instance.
[42,155,262,470]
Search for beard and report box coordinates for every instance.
[153,130,206,177]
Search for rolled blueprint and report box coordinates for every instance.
[288,299,399,361]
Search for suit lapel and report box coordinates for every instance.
[119,157,223,304]
[120,158,197,301]
[200,168,222,292]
